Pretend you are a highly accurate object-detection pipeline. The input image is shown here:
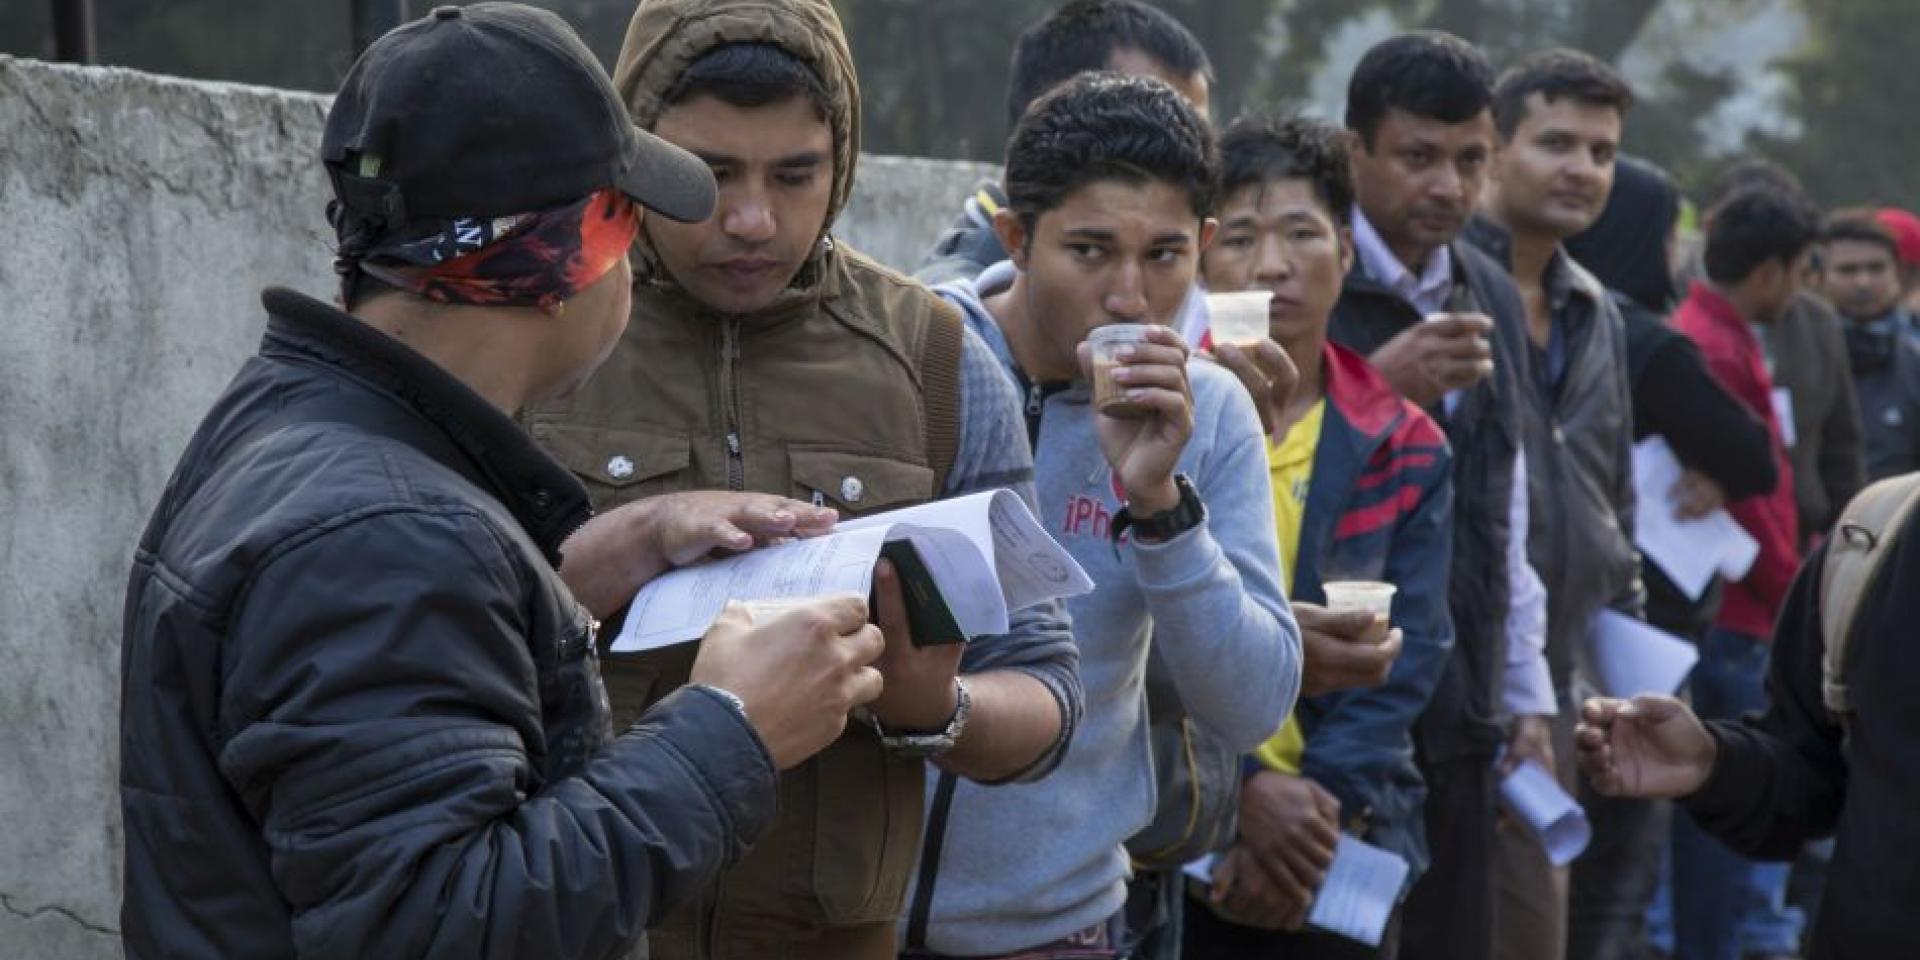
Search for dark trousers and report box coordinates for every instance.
[1671,628,1798,960]
[1398,754,1497,960]
[1181,890,1401,959]
[1124,868,1184,960]
[1568,790,1668,960]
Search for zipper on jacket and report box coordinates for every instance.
[1024,381,1046,449]
[720,318,745,492]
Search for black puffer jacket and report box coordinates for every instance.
[120,288,777,960]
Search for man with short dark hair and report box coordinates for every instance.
[119,6,896,958]
[916,72,1301,959]
[1698,163,1867,548]
[1182,113,1455,960]
[527,2,1085,957]
[1470,47,1646,960]
[914,0,1213,286]
[1819,214,1920,479]
[1667,185,1821,960]
[1330,32,1550,960]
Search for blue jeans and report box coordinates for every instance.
[1667,629,1805,960]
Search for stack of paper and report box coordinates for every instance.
[612,489,1093,652]
[1631,436,1760,600]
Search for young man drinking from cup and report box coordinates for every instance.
[1187,115,1456,959]
[911,72,1303,958]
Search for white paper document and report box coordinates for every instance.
[1307,837,1411,947]
[1772,387,1797,449]
[1181,837,1409,948]
[1587,609,1700,699]
[1631,436,1761,601]
[611,489,1093,653]
[1499,760,1591,867]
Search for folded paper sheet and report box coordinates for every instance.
[1306,837,1411,947]
[1182,837,1409,947]
[1499,760,1591,867]
[1588,609,1700,699]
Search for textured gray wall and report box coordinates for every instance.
[0,54,995,958]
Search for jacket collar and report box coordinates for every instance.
[634,234,846,328]
[1681,280,1756,339]
[1462,214,1600,315]
[1353,205,1453,314]
[1323,340,1409,441]
[258,287,592,563]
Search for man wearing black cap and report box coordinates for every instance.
[119,6,891,959]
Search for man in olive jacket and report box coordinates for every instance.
[526,1,1083,957]
[120,7,889,958]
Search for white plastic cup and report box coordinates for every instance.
[1087,323,1157,419]
[1322,580,1397,621]
[1207,290,1274,347]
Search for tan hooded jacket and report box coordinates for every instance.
[524,1,964,956]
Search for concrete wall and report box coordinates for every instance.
[0,54,995,958]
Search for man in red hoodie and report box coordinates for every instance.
[1666,183,1820,960]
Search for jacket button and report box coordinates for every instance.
[607,455,635,480]
[840,476,865,504]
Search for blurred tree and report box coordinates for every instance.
[1760,0,1920,209]
[3,0,1909,213]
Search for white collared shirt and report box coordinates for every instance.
[1352,206,1455,317]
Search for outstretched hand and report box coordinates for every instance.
[1576,695,1718,799]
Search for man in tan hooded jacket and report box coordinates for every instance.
[524,1,1084,957]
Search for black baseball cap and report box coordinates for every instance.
[322,2,714,244]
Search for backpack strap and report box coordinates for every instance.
[920,297,965,498]
[1817,472,1920,717]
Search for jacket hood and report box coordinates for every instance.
[613,0,860,229]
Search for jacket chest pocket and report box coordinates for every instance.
[531,421,692,513]
[789,446,934,518]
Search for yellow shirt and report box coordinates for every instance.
[1254,400,1324,774]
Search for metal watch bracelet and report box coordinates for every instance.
[873,676,971,758]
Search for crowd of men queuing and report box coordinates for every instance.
[114,1,1920,959]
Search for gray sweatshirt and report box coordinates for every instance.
[904,264,1302,954]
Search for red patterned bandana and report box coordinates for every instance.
[358,188,639,309]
